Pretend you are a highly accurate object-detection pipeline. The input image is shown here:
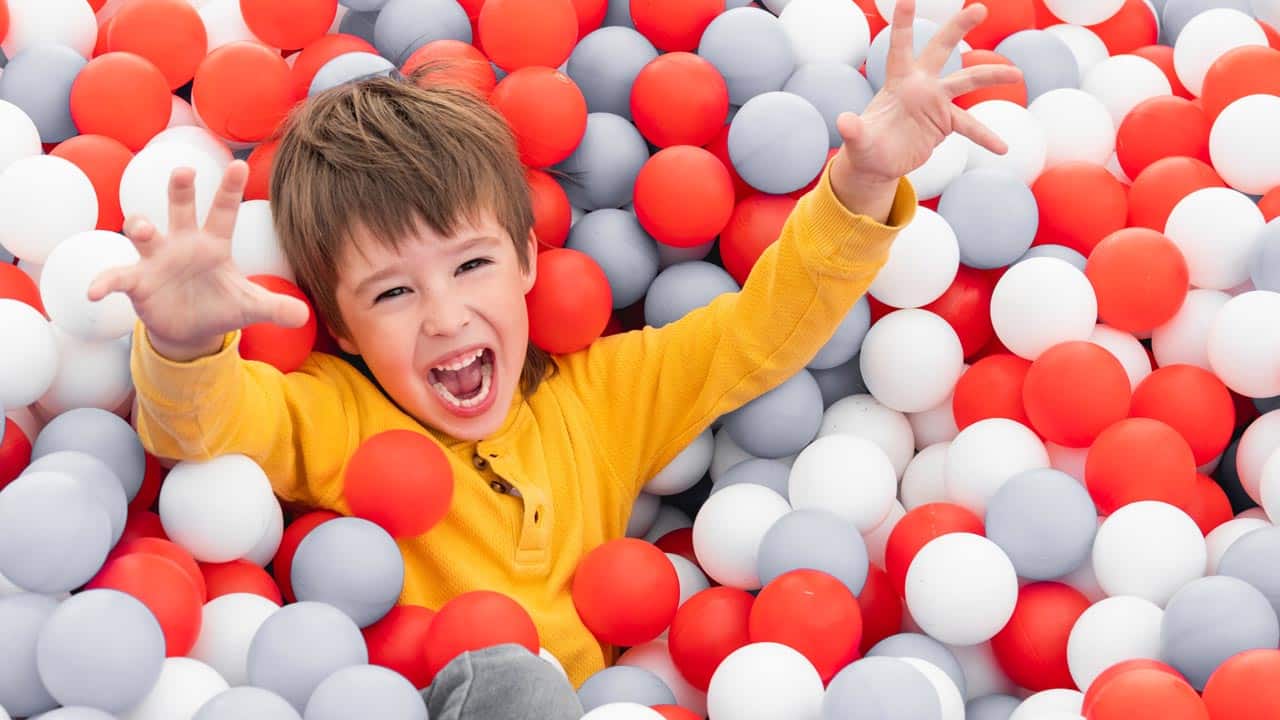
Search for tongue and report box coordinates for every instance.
[437,358,483,398]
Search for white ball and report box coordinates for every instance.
[1208,291,1280,398]
[119,141,224,236]
[0,100,41,174]
[230,200,296,283]
[1151,289,1231,370]
[168,96,199,128]
[1046,442,1089,484]
[1028,88,1116,168]
[1105,151,1132,184]
[1082,55,1172,127]
[860,309,965,414]
[40,230,140,342]
[875,0,964,24]
[158,454,278,563]
[666,554,711,608]
[197,0,269,51]
[965,101,1049,185]
[1,0,98,58]
[905,533,1019,646]
[692,484,791,590]
[991,257,1098,360]
[706,642,824,720]
[901,443,951,510]
[1044,24,1111,79]
[1239,411,1280,503]
[36,326,132,417]
[1011,689,1085,720]
[869,208,960,308]
[908,132,971,200]
[1205,517,1271,574]
[862,499,906,569]
[580,703,665,720]
[711,427,756,482]
[1043,0,1124,25]
[646,428,714,496]
[644,505,694,544]
[945,418,1050,517]
[243,497,284,567]
[618,641,708,717]
[1210,94,1280,195]
[908,387,961,449]
[0,155,98,264]
[189,593,280,686]
[0,299,58,409]
[149,126,234,169]
[1089,324,1152,391]
[818,394,916,478]
[1173,8,1267,97]
[788,434,897,532]
[121,657,229,720]
[1091,501,1207,606]
[901,658,965,720]
[779,0,873,67]
[1066,595,1164,691]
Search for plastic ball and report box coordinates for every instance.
[1011,689,1085,719]
[1254,221,1280,293]
[693,483,792,590]
[965,100,1048,185]
[0,470,112,594]
[629,0,720,52]
[644,262,739,328]
[1092,501,1206,606]
[1206,517,1271,574]
[581,704,666,720]
[1081,54,1173,127]
[859,309,964,414]
[566,27,658,120]
[712,457,792,501]
[630,52,727,149]
[937,169,1036,271]
[121,656,229,720]
[526,247,612,353]
[0,299,57,409]
[1217,524,1280,618]
[868,207,959,307]
[105,0,208,90]
[779,0,873,66]
[1085,228,1189,333]
[749,569,861,684]
[985,468,1098,580]
[158,454,277,563]
[1085,665,1209,719]
[1200,45,1280,124]
[667,586,753,692]
[302,664,427,720]
[906,532,1018,646]
[49,135,133,233]
[991,257,1098,360]
[1067,596,1165,691]
[1206,290,1280,399]
[883,502,985,598]
[0,593,59,717]
[24,451,128,547]
[1237,409,1280,504]
[192,41,292,143]
[718,194,796,286]
[1202,648,1280,719]
[0,155,97,264]
[192,687,301,720]
[479,0,576,71]
[1131,365,1234,466]
[86,550,203,657]
[31,407,145,501]
[1028,88,1115,168]
[866,17,962,90]
[1159,574,1280,690]
[1043,0,1123,24]
[967,694,1020,720]
[1209,93,1280,195]
[756,508,869,594]
[307,51,395,96]
[991,582,1091,692]
[118,139,222,235]
[0,99,40,176]
[706,642,824,720]
[1022,341,1130,448]
[574,538,679,647]
[40,229,139,341]
[373,0,470,68]
[554,112,649,211]
[341,430,452,539]
[0,44,84,144]
[200,560,281,604]
[697,7,795,106]
[1086,417,1198,515]
[1173,8,1267,98]
[1151,288,1229,370]
[952,354,1032,430]
[908,132,972,199]
[422,591,539,682]
[361,604,436,690]
[290,517,404,629]
[579,665,676,713]
[246,601,367,710]
[240,0,336,51]
[994,30,1080,102]
[1,0,97,59]
[727,91,828,195]
[1044,23,1110,78]
[783,63,875,149]
[1115,96,1210,182]
[865,632,966,697]
[1032,162,1129,256]
[946,417,1050,517]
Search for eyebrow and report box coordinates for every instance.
[351,234,500,297]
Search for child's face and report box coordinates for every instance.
[332,212,537,441]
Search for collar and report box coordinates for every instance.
[430,385,528,456]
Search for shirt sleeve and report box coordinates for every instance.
[554,164,917,494]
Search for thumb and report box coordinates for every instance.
[836,112,872,155]
[244,283,313,329]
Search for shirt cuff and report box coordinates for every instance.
[131,320,242,408]
[797,160,918,276]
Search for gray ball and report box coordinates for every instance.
[193,687,301,720]
[984,468,1098,581]
[32,408,145,503]
[567,27,659,120]
[291,518,404,628]
[0,593,59,717]
[0,471,112,594]
[729,91,829,194]
[866,19,961,91]
[35,589,165,714]
[966,694,1021,720]
[24,451,127,546]
[722,369,824,459]
[0,45,86,144]
[247,602,368,711]
[603,0,634,28]
[712,458,792,500]
[577,666,676,713]
[866,633,966,699]
[1162,0,1253,45]
[643,261,740,328]
[1020,244,1087,271]
[566,209,661,308]
[303,665,427,720]
[822,656,944,720]
[373,0,471,66]
[1159,574,1280,690]
[938,169,1039,270]
[338,9,379,46]
[309,52,396,96]
[783,63,875,148]
[1216,525,1280,622]
[698,7,796,106]
[757,508,870,594]
[656,238,714,268]
[811,354,868,409]
[808,297,872,370]
[994,30,1080,102]
[342,0,392,10]
[555,113,651,211]
[31,709,117,720]
[1250,219,1279,292]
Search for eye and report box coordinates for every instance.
[457,258,492,274]
[374,286,409,303]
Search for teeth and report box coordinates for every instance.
[433,348,484,372]
[431,355,493,409]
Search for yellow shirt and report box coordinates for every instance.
[130,165,916,688]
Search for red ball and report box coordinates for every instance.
[0,418,31,491]
[1032,162,1129,256]
[1023,341,1133,448]
[704,123,755,201]
[239,276,317,374]
[200,559,283,604]
[51,134,134,233]
[106,0,208,89]
[490,67,587,169]
[527,168,571,251]
[243,138,278,202]
[884,503,985,597]
[1127,157,1225,231]
[1115,97,1210,181]
[1260,186,1280,222]
[1085,228,1190,333]
[1182,473,1233,536]
[1086,0,1158,55]
[654,527,698,568]
[962,0,1035,50]
[192,41,294,143]
[856,564,903,655]
[719,194,795,285]
[653,706,702,720]
[954,50,1027,109]
[634,146,735,248]
[526,248,613,354]
[571,0,608,38]
[668,586,754,691]
[0,1,8,46]
[129,452,166,514]
[240,0,337,50]
[991,582,1090,692]
[1202,649,1280,720]
[403,39,497,97]
[70,52,172,151]
[109,537,207,602]
[923,265,996,360]
[1085,417,1198,516]
[479,0,578,72]
[289,33,378,101]
[1133,44,1193,99]
[0,263,43,316]
[1083,659,1186,716]
[88,552,203,656]
[120,509,168,545]
[1130,365,1234,466]
[363,604,437,689]
[573,538,680,647]
[423,591,540,682]
[343,430,454,539]
[1085,667,1209,720]
[631,52,729,148]
[953,353,1032,430]
[630,0,722,52]
[1200,46,1280,125]
[749,569,863,684]
[274,510,340,602]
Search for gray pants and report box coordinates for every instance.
[423,644,585,720]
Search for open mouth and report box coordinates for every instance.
[428,347,495,410]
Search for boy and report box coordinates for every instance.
[89,1,1016,716]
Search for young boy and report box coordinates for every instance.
[89,1,1016,716]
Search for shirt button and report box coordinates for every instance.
[472,454,487,470]
[490,480,505,494]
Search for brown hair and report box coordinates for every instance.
[269,66,557,395]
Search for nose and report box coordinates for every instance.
[419,288,471,337]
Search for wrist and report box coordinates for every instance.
[829,152,901,225]
[147,328,226,363]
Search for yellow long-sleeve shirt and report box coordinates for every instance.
[130,164,915,688]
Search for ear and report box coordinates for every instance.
[521,229,538,294]
[335,332,358,355]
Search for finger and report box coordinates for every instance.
[87,265,140,302]
[244,284,313,329]
[920,3,987,74]
[951,104,1009,155]
[167,167,199,234]
[940,64,1024,99]
[202,160,250,240]
[885,0,918,82]
[122,215,163,257]
[836,112,872,155]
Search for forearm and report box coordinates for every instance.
[829,151,901,225]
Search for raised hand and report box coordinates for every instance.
[87,160,311,362]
